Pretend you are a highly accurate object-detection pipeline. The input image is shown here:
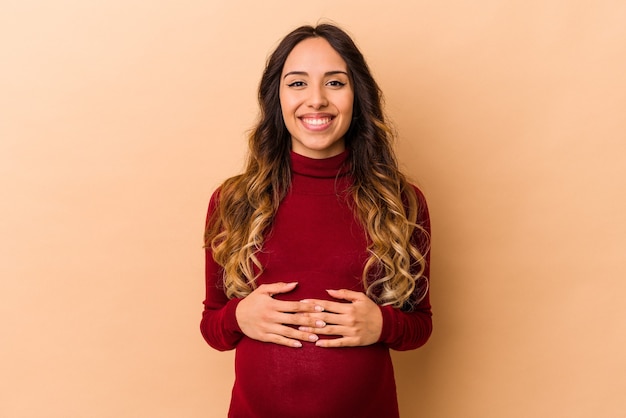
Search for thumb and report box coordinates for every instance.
[326,288,362,302]
[260,282,298,296]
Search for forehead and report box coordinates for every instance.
[281,37,348,74]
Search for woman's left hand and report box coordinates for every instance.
[298,289,383,347]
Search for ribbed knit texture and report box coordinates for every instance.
[201,150,432,418]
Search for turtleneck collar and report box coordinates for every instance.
[290,149,350,179]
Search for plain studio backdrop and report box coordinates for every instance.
[1,1,625,417]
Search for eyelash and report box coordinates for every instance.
[286,80,346,88]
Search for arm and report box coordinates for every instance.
[200,250,245,351]
[199,191,245,351]
[300,289,431,351]
[377,184,433,350]
[377,291,431,351]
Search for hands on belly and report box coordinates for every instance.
[235,282,324,348]
[298,289,383,347]
[235,282,383,348]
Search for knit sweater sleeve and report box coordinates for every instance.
[377,185,433,351]
[199,190,244,351]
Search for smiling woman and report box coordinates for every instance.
[279,37,354,159]
[200,23,432,418]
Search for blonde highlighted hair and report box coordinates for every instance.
[205,24,429,309]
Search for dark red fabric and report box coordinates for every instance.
[201,150,432,418]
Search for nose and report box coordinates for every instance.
[307,84,328,109]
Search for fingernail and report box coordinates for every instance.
[315,305,324,312]
[293,341,302,348]
[299,326,311,332]
[308,334,319,342]
[315,320,326,327]
[300,299,310,303]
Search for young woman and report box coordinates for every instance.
[201,23,432,418]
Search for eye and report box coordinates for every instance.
[287,81,306,88]
[327,80,346,88]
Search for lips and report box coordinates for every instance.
[298,114,335,130]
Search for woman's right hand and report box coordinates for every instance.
[235,282,324,348]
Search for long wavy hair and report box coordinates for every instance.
[205,23,429,308]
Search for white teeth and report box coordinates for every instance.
[302,117,331,125]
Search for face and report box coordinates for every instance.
[279,37,354,159]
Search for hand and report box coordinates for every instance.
[235,282,324,348]
[298,289,383,348]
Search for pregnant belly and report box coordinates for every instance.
[230,338,396,418]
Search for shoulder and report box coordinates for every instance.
[207,174,245,210]
[404,182,429,211]
[409,183,427,204]
[206,186,223,215]
[204,188,221,228]
[406,183,430,230]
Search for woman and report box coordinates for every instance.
[201,23,431,418]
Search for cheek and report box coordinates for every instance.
[279,87,291,110]
[339,90,354,113]
[280,97,297,120]
[279,87,298,108]
[279,92,297,134]
[341,96,354,119]
[278,89,286,114]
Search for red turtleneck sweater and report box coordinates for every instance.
[201,150,432,418]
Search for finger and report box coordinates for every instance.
[312,311,342,324]
[264,333,305,348]
[269,325,320,345]
[299,299,326,312]
[258,282,298,296]
[296,319,328,333]
[303,324,346,337]
[315,337,356,348]
[300,299,350,315]
[273,299,320,314]
[276,312,326,328]
[326,288,366,302]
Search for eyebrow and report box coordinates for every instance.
[283,70,349,79]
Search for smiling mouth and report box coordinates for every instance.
[300,117,333,126]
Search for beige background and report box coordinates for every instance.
[2,0,625,417]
